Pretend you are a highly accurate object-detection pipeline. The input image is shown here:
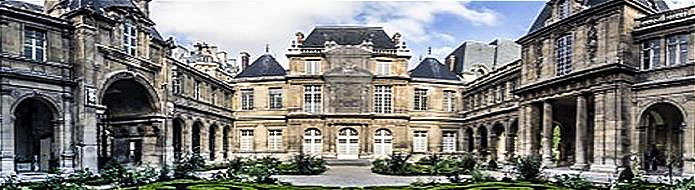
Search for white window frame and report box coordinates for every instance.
[374,86,393,114]
[123,19,138,56]
[211,87,217,105]
[241,89,254,111]
[374,129,393,156]
[376,61,391,76]
[268,88,283,109]
[442,131,457,153]
[23,28,46,62]
[194,80,201,100]
[240,129,254,152]
[555,34,573,76]
[303,129,322,155]
[303,85,322,113]
[443,90,455,112]
[305,60,320,75]
[268,130,283,151]
[642,39,661,70]
[172,71,182,94]
[557,0,571,19]
[667,34,689,66]
[413,131,428,152]
[414,89,428,111]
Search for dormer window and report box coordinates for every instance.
[557,0,571,19]
[376,60,391,76]
[123,19,137,56]
[305,60,320,75]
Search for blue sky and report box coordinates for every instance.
[149,1,548,69]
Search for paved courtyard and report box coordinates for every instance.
[276,166,449,187]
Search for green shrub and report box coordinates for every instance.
[243,163,278,183]
[0,175,22,190]
[514,155,542,182]
[617,166,634,182]
[98,160,128,184]
[459,153,477,174]
[470,168,494,183]
[667,177,695,190]
[282,153,327,175]
[552,174,593,190]
[416,154,443,166]
[486,159,498,170]
[174,153,205,178]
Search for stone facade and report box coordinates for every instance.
[1,0,694,182]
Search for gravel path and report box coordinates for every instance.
[276,166,449,187]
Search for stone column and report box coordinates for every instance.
[572,95,589,170]
[541,101,554,167]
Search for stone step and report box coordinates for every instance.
[325,159,371,166]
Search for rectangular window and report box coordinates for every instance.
[303,85,322,113]
[443,90,455,112]
[23,28,46,61]
[499,84,506,102]
[555,34,573,76]
[442,131,457,153]
[642,39,661,70]
[414,89,428,111]
[211,87,217,105]
[374,85,393,113]
[376,61,391,75]
[123,20,137,56]
[240,130,254,152]
[413,131,428,152]
[127,140,142,162]
[305,60,320,75]
[224,92,230,108]
[241,89,254,111]
[172,71,182,95]
[268,130,283,151]
[268,88,283,109]
[463,96,470,111]
[194,80,201,100]
[667,34,689,66]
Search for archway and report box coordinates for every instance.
[478,126,488,156]
[374,129,392,156]
[639,103,685,173]
[492,123,506,162]
[192,121,203,154]
[507,120,519,160]
[172,118,184,160]
[303,128,322,155]
[13,98,57,172]
[465,127,475,152]
[223,126,229,159]
[99,78,158,167]
[208,124,217,161]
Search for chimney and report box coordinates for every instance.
[134,0,152,17]
[446,55,456,71]
[295,32,305,44]
[240,52,251,70]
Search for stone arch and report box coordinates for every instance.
[464,127,475,152]
[491,122,506,162]
[638,102,686,173]
[11,96,61,172]
[172,117,185,160]
[98,71,160,113]
[208,123,219,161]
[191,120,205,154]
[478,124,489,155]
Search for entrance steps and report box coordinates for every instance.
[324,159,371,166]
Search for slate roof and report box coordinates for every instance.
[235,54,286,78]
[301,26,397,49]
[409,58,460,81]
[1,0,44,12]
[528,0,669,34]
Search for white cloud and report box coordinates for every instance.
[148,0,499,67]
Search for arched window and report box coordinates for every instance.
[374,129,393,156]
[303,128,322,155]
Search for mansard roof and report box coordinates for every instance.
[409,57,460,81]
[301,26,397,49]
[235,54,286,78]
[527,0,669,34]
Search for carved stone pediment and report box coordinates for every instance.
[323,62,373,114]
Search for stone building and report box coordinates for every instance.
[514,0,694,176]
[1,0,694,182]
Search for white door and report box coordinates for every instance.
[303,129,323,156]
[337,128,359,159]
[374,129,392,157]
[39,138,51,172]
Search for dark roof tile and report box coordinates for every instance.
[302,26,396,49]
[409,58,460,81]
[235,54,286,78]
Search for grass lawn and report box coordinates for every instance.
[129,180,571,190]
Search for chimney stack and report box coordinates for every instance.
[295,32,305,44]
[240,52,251,71]
[135,0,152,17]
